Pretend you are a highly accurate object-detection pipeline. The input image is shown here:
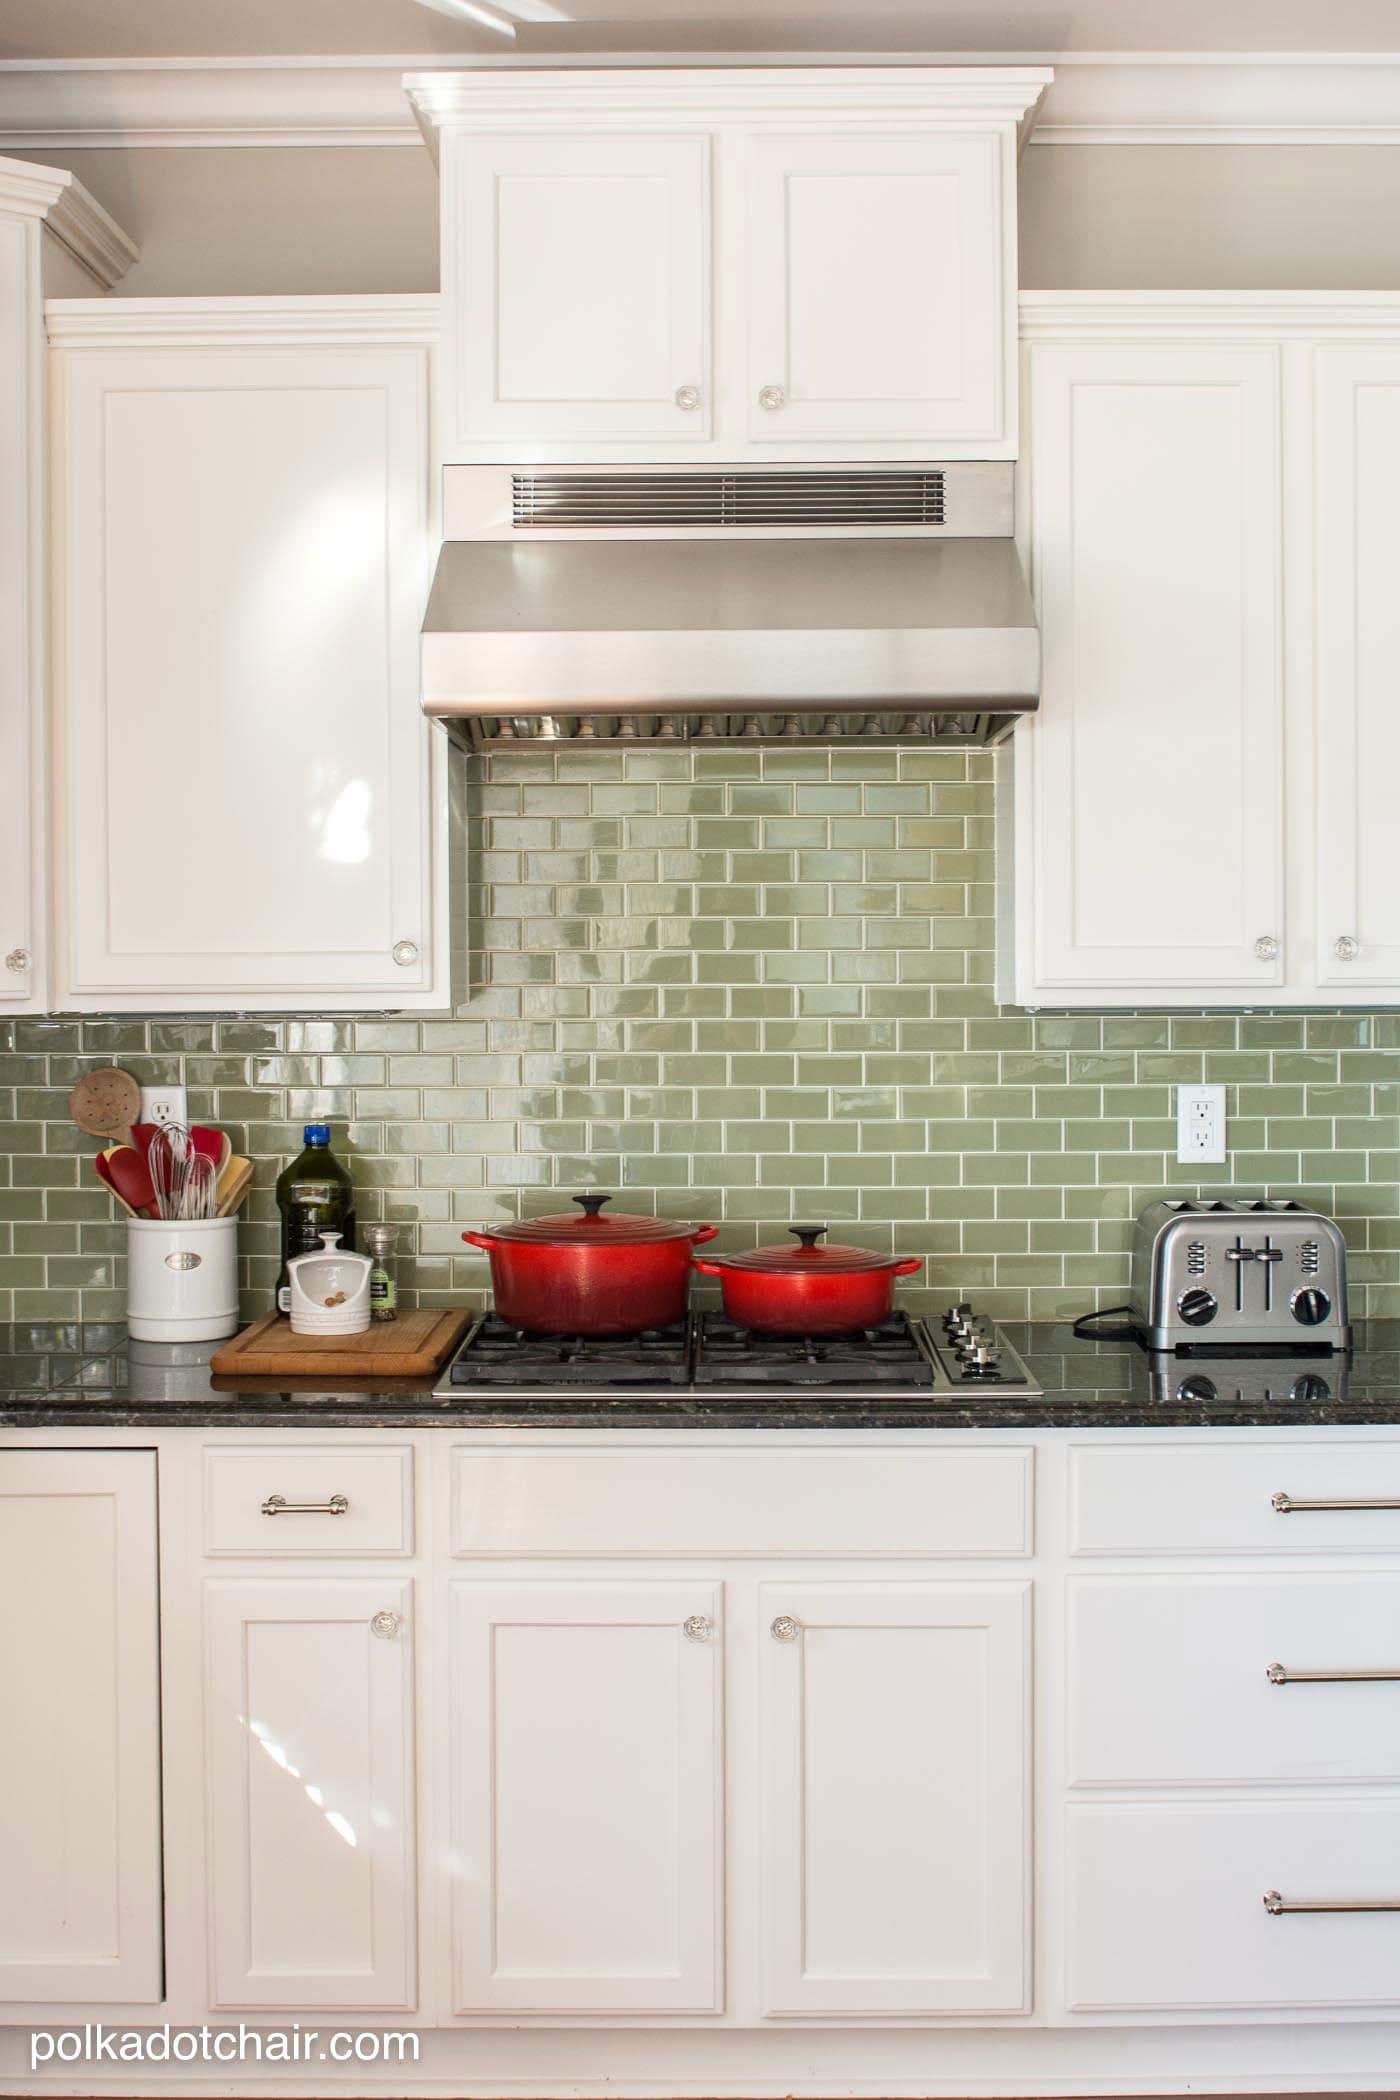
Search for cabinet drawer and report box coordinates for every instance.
[451,1446,1031,1557]
[1069,1573,1400,1786]
[1071,1441,1400,1555]
[204,1444,413,1555]
[1067,1801,1400,2011]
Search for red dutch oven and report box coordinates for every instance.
[692,1225,922,1337]
[462,1192,719,1337]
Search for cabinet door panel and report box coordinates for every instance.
[1314,346,1400,988]
[0,215,42,1011]
[760,1580,1028,2016]
[447,134,710,446]
[54,340,434,1006]
[746,131,1008,448]
[451,1580,722,2012]
[0,1450,162,2003]
[205,1577,416,2008]
[1022,342,1284,995]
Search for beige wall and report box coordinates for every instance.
[19,138,1400,296]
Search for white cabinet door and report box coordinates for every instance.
[51,313,440,1009]
[745,131,1011,451]
[0,1450,162,2003]
[0,211,42,1012]
[444,133,710,449]
[1314,345,1400,989]
[204,1577,416,2008]
[450,1580,722,2013]
[759,1580,1029,2016]
[1013,341,1285,1001]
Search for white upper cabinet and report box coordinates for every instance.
[446,132,711,445]
[1313,344,1400,988]
[1004,296,1400,1008]
[49,298,446,1011]
[1009,334,1285,1003]
[745,131,1006,447]
[408,68,1050,464]
[0,157,133,1015]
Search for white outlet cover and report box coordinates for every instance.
[140,1084,188,1130]
[1176,1083,1227,1166]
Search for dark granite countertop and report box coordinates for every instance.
[3,1319,1400,1429]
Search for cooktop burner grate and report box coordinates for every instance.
[693,1311,935,1387]
[447,1313,692,1387]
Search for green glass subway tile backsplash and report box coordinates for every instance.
[3,746,1400,1326]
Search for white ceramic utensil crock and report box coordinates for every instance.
[127,1216,239,1342]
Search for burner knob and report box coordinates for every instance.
[1176,1287,1219,1327]
[945,1301,973,1331]
[1290,1286,1332,1327]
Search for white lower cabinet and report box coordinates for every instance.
[759,1580,1030,2017]
[204,1576,416,2009]
[0,1449,162,2004]
[1067,1801,1400,2012]
[449,1580,723,2014]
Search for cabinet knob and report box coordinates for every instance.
[1253,934,1280,962]
[758,385,786,412]
[674,384,702,412]
[682,1614,713,1643]
[4,948,30,975]
[391,939,419,968]
[1335,935,1360,962]
[770,1614,802,1643]
[370,1610,402,1640]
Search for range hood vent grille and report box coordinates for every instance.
[511,469,948,532]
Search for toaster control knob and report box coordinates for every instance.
[1290,1286,1332,1327]
[1177,1374,1219,1404]
[1177,1287,1219,1327]
[1290,1373,1333,1402]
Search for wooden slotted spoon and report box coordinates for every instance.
[69,1066,142,1154]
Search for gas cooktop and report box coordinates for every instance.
[435,1302,1042,1401]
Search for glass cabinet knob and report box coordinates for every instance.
[682,1614,713,1643]
[391,939,419,968]
[370,1610,402,1640]
[674,384,702,412]
[770,1614,802,1643]
[758,385,786,411]
[4,948,30,974]
[1335,935,1360,962]
[1254,934,1280,963]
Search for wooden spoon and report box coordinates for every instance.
[70,1067,142,1154]
[215,1158,254,1217]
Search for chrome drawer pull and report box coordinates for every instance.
[1268,1663,1400,1685]
[1265,1890,1400,1915]
[261,1493,350,1517]
[1272,1492,1400,1514]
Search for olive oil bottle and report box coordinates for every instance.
[275,1123,356,1313]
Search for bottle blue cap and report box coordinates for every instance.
[304,1123,330,1144]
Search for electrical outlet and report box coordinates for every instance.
[1176,1083,1227,1166]
[140,1084,188,1132]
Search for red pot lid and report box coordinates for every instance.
[482,1193,699,1247]
[715,1227,919,1274]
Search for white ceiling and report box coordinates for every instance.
[12,0,1400,62]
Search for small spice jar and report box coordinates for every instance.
[364,1222,399,1322]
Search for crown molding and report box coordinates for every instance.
[4,53,1400,151]
[1020,290,1400,336]
[44,291,439,348]
[0,151,136,285]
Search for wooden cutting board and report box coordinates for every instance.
[210,1308,472,1381]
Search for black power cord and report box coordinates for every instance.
[1071,1304,1139,1342]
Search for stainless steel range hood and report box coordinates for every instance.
[421,464,1039,749]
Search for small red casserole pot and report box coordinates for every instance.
[693,1225,922,1337]
[462,1192,718,1337]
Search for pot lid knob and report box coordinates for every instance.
[572,1192,612,1217]
[789,1225,828,1247]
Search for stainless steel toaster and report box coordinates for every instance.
[1129,1199,1351,1352]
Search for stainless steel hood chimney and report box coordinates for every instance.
[421,464,1039,749]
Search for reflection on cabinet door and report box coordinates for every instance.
[0,1450,162,2003]
[760,1580,1029,2017]
[204,1578,416,2009]
[445,133,710,449]
[52,319,438,1008]
[1016,340,1284,1000]
[745,130,1009,450]
[450,1580,722,2013]
[1314,345,1400,990]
